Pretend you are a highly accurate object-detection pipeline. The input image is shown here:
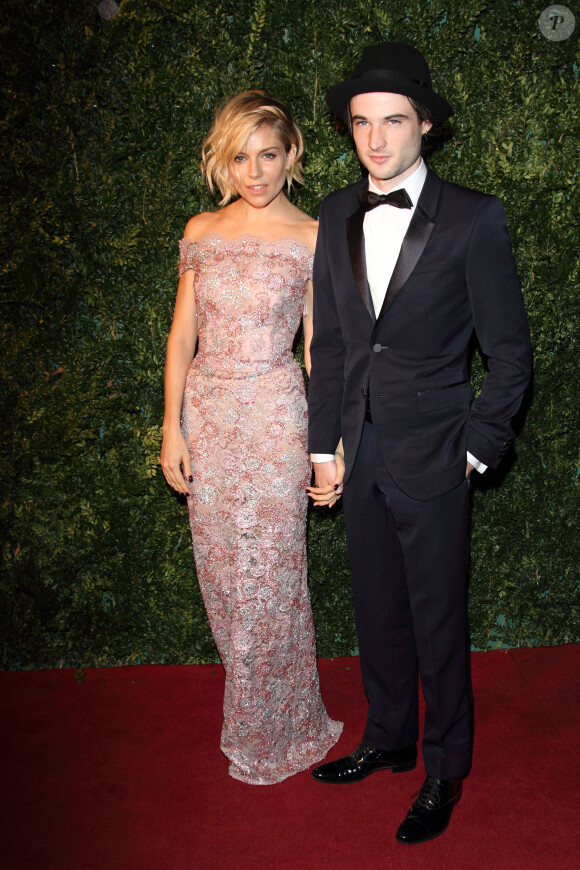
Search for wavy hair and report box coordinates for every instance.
[201,91,305,205]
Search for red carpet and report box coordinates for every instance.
[1,646,579,869]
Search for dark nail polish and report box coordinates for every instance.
[333,484,339,490]
[188,476,193,482]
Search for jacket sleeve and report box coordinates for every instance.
[466,196,532,467]
[307,196,346,454]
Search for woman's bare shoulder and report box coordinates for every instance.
[289,209,318,253]
[295,212,318,251]
[182,211,221,241]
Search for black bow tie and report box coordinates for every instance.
[357,188,413,212]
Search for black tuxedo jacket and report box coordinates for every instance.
[308,168,532,501]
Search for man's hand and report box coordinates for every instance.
[307,448,345,508]
[466,461,474,479]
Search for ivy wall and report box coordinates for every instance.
[1,0,578,669]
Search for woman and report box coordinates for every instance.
[160,91,342,784]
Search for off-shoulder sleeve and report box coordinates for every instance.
[178,238,197,275]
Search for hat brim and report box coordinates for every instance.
[326,75,453,124]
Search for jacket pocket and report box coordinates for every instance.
[411,256,457,275]
[417,381,474,412]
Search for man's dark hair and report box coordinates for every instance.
[408,98,448,156]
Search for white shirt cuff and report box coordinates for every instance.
[467,451,488,474]
[310,453,336,463]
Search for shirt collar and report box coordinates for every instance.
[368,159,427,208]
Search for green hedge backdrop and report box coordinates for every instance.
[1,0,578,669]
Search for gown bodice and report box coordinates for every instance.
[179,234,313,379]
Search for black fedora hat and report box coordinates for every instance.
[326,42,452,124]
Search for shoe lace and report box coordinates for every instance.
[414,776,444,810]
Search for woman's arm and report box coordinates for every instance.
[303,279,314,376]
[160,267,198,495]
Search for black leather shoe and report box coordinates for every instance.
[311,743,417,783]
[396,775,462,844]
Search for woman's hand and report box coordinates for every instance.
[160,428,193,495]
[306,439,345,508]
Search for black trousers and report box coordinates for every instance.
[342,421,473,781]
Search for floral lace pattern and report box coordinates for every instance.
[179,234,342,784]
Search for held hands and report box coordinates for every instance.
[307,440,345,509]
[160,428,193,496]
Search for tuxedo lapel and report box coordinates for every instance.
[346,185,375,321]
[376,169,442,321]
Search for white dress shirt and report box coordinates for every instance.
[311,160,486,473]
[365,161,426,315]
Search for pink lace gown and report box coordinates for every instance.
[178,233,342,785]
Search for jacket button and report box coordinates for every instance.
[373,343,383,353]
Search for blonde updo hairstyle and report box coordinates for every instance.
[201,91,305,205]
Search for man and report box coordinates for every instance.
[307,43,531,845]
